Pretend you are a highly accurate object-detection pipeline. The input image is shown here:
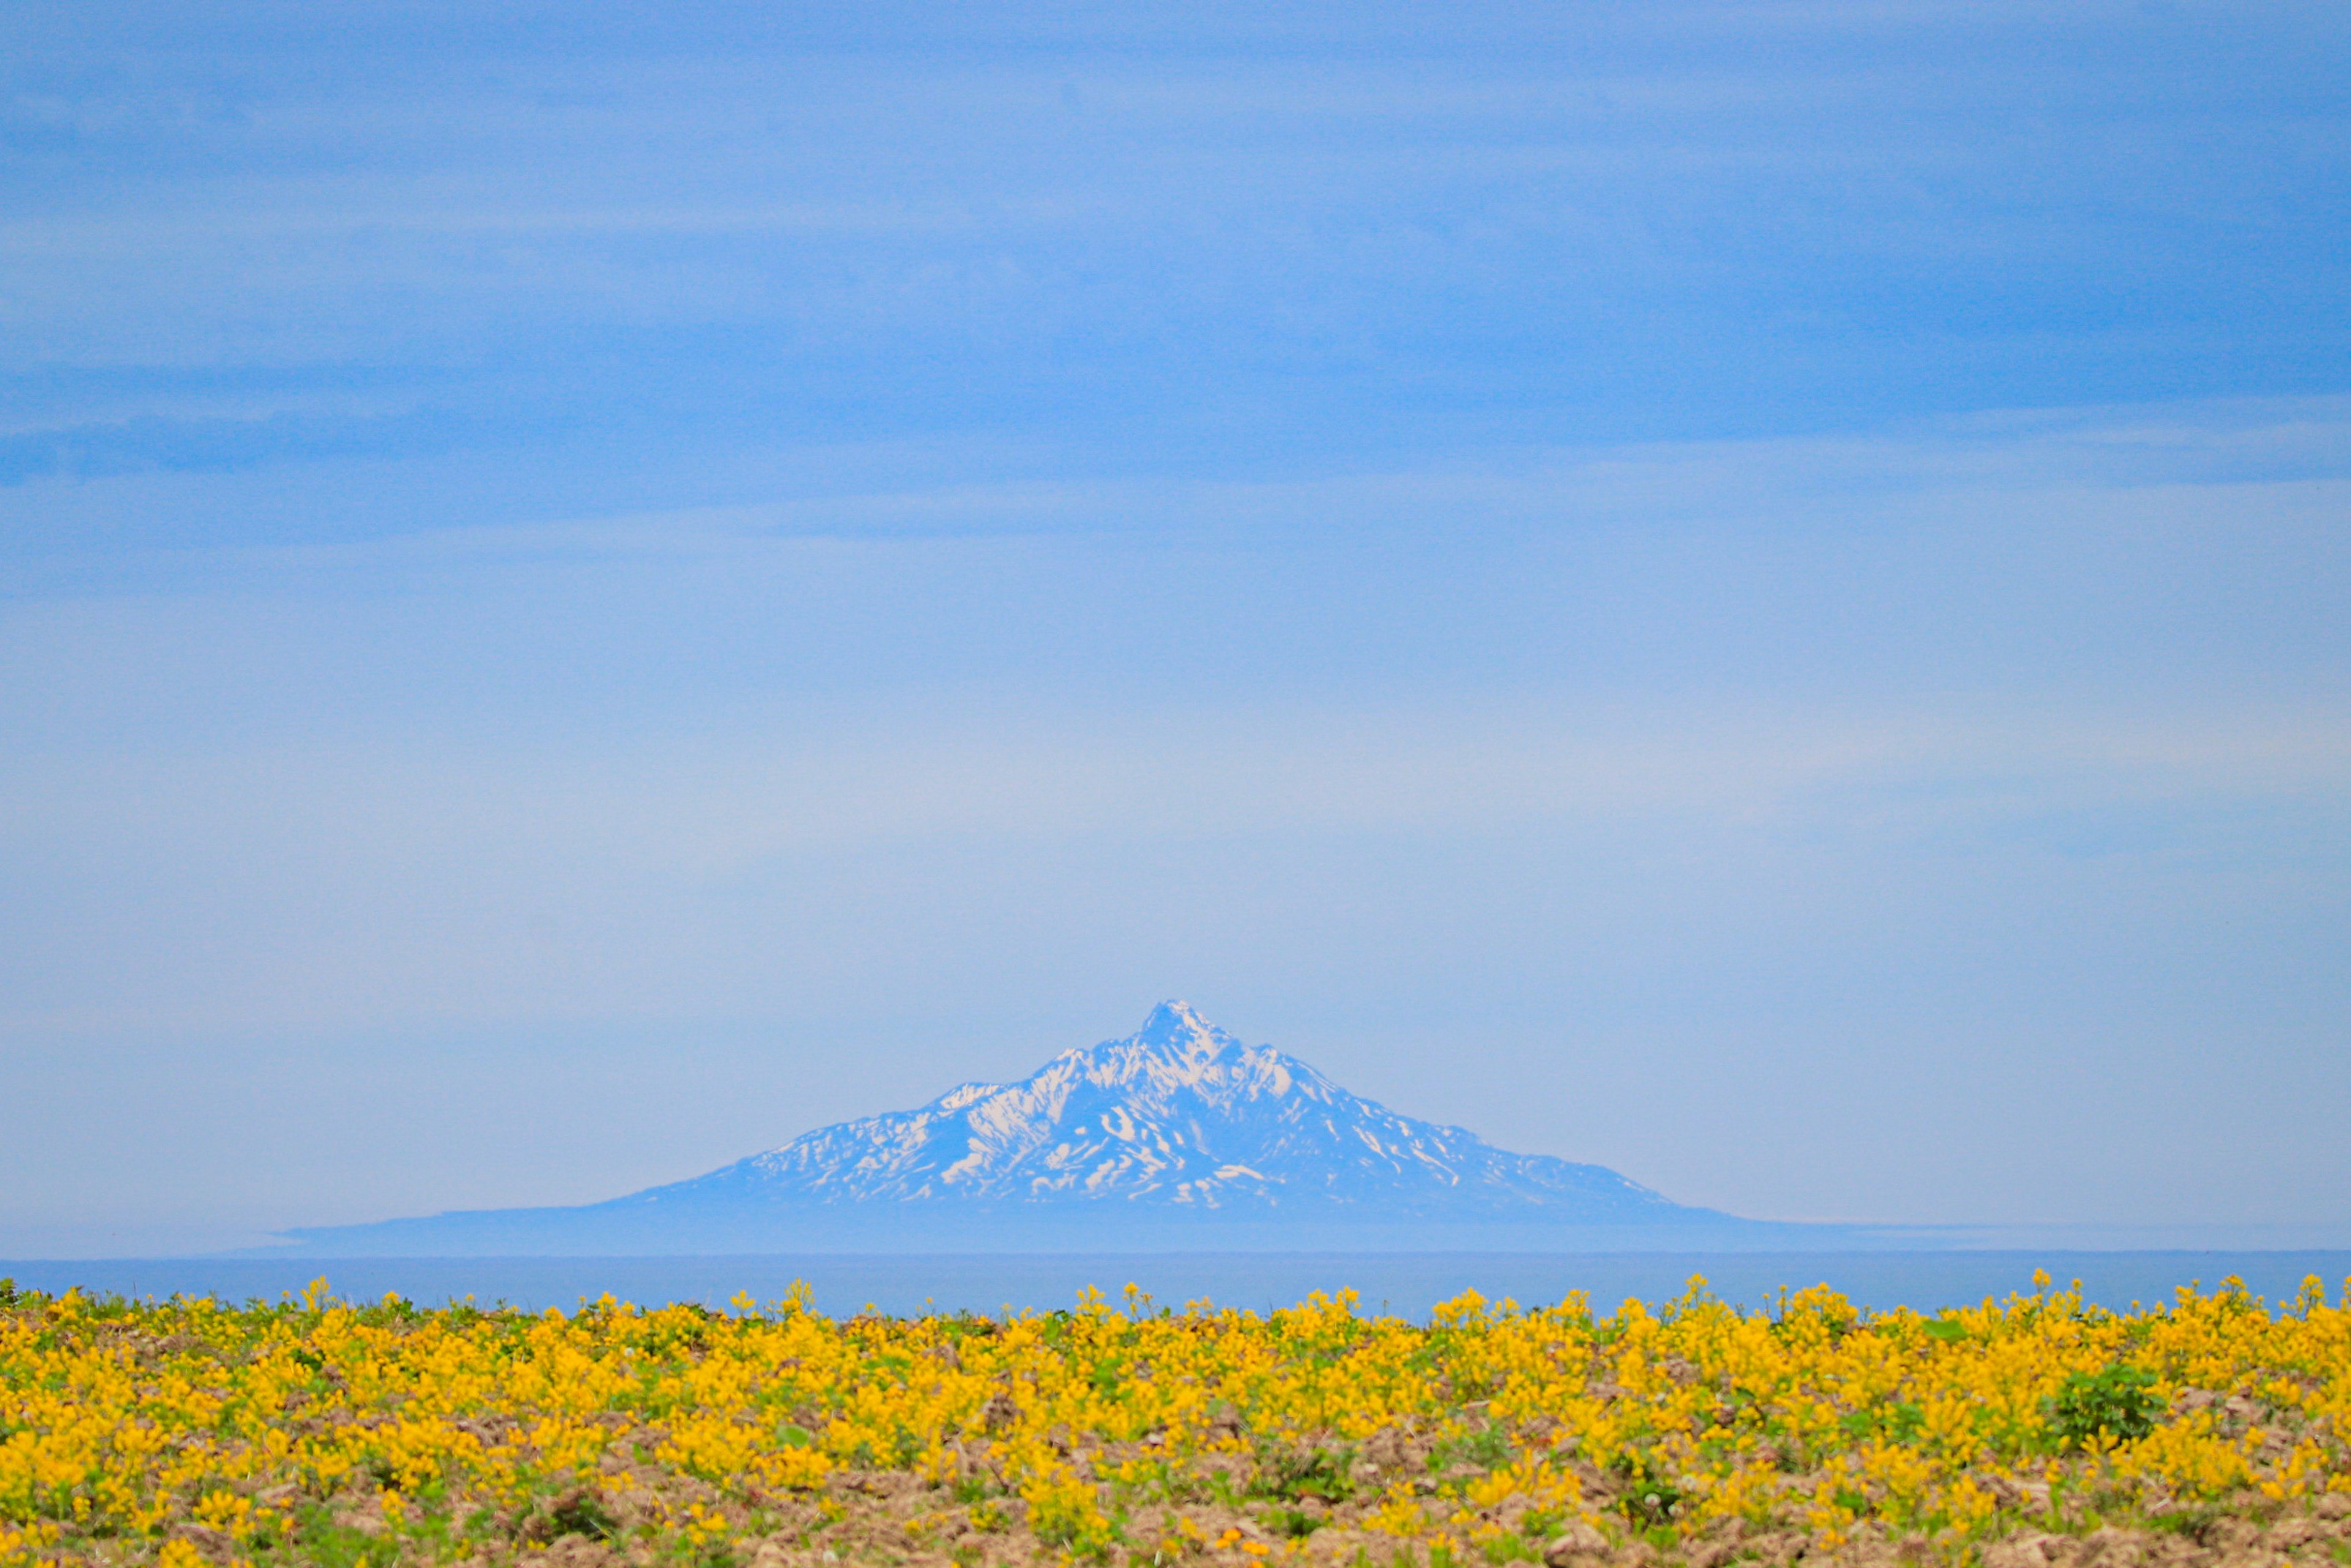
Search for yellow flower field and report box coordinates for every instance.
[2,1273,2345,1568]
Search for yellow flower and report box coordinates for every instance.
[0,1272,2339,1567]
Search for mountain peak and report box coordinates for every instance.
[1044,1002,1248,1097]
[1137,999,1215,1042]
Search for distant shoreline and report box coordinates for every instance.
[7,1248,2347,1319]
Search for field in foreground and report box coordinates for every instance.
[1,1275,2345,1568]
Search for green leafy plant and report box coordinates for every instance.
[1841,1402,1924,1443]
[1265,1507,1323,1539]
[1250,1444,1355,1503]
[290,1505,388,1568]
[531,1490,618,1542]
[2143,1507,2221,1544]
[2044,1365,2159,1449]
[1610,1453,1685,1527]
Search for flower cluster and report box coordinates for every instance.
[1,1272,2345,1567]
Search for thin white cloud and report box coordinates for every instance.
[2,688,2342,1040]
[11,391,2333,574]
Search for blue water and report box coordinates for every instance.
[3,1252,2345,1319]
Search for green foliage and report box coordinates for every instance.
[527,1490,618,1542]
[1841,1401,1924,1444]
[2143,1507,2222,1544]
[1611,1452,1685,1526]
[1032,1502,1120,1562]
[1250,1444,1355,1503]
[290,1504,387,1568]
[1431,1424,1512,1473]
[1265,1506,1324,1539]
[2044,1365,2159,1449]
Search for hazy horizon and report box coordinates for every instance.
[4,0,2347,1258]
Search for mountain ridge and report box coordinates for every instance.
[260,1003,1801,1256]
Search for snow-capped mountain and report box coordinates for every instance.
[651,1001,1679,1218]
[266,1003,1778,1255]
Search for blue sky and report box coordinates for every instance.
[2,0,2347,1255]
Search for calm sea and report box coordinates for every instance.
[2,1252,2345,1319]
